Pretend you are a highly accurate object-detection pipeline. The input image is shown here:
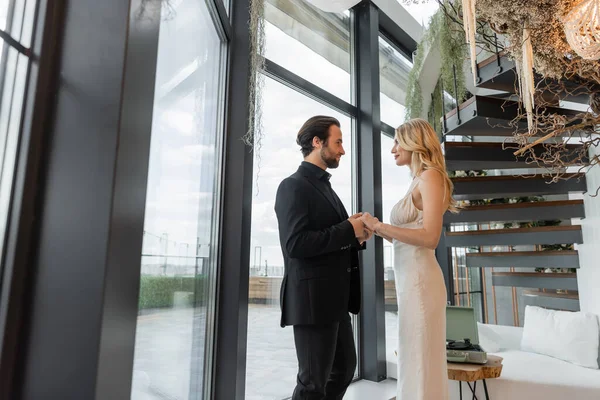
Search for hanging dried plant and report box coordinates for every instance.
[462,0,478,85]
[476,0,600,85]
[520,26,536,133]
[562,0,600,60]
[244,0,266,150]
[432,0,600,188]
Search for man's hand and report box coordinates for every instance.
[348,213,366,238]
[358,226,374,245]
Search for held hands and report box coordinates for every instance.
[348,213,367,239]
[360,212,380,232]
[348,212,376,244]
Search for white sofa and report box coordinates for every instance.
[448,323,600,400]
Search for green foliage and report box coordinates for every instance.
[437,1,468,104]
[405,72,423,121]
[405,9,444,121]
[138,275,206,310]
[447,170,488,178]
[404,45,426,121]
[428,79,444,135]
[406,0,470,126]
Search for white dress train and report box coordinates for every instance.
[391,177,449,400]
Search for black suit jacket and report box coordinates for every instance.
[274,162,364,327]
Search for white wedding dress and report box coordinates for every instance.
[390,177,449,400]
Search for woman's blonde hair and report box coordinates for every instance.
[395,118,459,213]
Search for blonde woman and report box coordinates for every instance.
[361,118,458,400]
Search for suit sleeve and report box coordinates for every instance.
[275,178,357,259]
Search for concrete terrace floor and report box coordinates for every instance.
[131,304,398,400]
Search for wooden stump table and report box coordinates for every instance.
[447,355,503,400]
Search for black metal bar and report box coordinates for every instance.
[479,270,487,323]
[431,93,437,133]
[213,0,253,397]
[354,1,386,382]
[441,81,447,133]
[0,29,30,56]
[468,381,479,400]
[494,33,502,72]
[378,9,416,60]
[437,227,455,304]
[381,121,396,137]
[11,0,147,397]
[483,379,490,400]
[206,0,232,41]
[453,64,461,125]
[263,58,357,117]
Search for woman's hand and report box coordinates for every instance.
[360,212,380,231]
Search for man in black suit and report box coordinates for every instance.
[275,116,372,400]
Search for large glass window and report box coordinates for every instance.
[381,133,412,366]
[245,76,354,400]
[131,1,225,399]
[264,0,352,103]
[379,36,410,127]
[0,0,37,282]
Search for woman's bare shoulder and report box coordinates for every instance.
[418,169,444,185]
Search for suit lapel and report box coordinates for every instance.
[333,191,349,219]
[304,177,345,220]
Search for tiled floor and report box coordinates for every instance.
[131,304,399,399]
[344,379,396,400]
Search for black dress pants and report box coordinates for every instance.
[292,315,357,400]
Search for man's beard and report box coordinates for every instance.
[320,147,339,169]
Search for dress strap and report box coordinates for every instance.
[408,176,420,192]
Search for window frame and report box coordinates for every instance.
[0,0,50,396]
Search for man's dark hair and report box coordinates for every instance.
[296,116,340,157]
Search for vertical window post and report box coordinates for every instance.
[354,0,386,382]
[213,0,253,399]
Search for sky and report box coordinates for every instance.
[400,0,440,28]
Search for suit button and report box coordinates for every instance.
[347,268,351,272]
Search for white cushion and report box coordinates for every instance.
[520,306,600,369]
[477,322,502,352]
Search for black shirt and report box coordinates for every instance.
[301,161,331,182]
[300,161,344,217]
